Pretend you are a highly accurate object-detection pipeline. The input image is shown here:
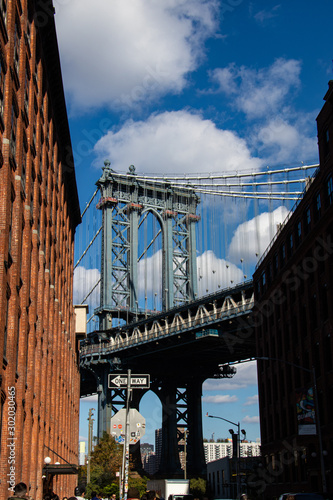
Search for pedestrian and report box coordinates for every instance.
[146,491,156,500]
[127,488,140,500]
[91,492,99,500]
[75,488,85,500]
[8,482,31,500]
[111,495,116,500]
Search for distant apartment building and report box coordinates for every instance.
[155,428,162,470]
[79,441,86,466]
[141,442,157,474]
[142,428,187,475]
[204,440,261,463]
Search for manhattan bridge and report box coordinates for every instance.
[76,160,318,477]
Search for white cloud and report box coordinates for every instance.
[242,415,260,424]
[228,205,290,265]
[257,118,318,164]
[211,58,301,119]
[203,360,258,391]
[209,59,318,165]
[80,394,98,402]
[94,110,262,174]
[55,0,219,112]
[244,395,259,406]
[252,5,281,25]
[197,250,244,295]
[73,265,100,308]
[203,394,238,403]
[138,249,163,301]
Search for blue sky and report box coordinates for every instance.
[52,0,333,445]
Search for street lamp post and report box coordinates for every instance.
[87,408,95,484]
[256,357,327,494]
[207,414,241,498]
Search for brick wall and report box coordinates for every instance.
[0,1,81,499]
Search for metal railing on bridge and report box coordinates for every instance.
[80,280,254,359]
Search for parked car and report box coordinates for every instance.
[278,494,324,500]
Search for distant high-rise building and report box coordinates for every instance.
[141,442,157,474]
[204,440,261,463]
[155,428,163,470]
[79,441,86,466]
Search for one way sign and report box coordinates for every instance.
[108,374,150,389]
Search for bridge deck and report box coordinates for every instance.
[80,281,256,395]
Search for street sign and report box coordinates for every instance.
[108,374,150,389]
[110,408,146,444]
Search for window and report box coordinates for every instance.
[288,233,293,255]
[280,243,286,265]
[314,192,321,221]
[10,102,18,159]
[24,64,30,118]
[25,21,31,49]
[32,125,36,154]
[327,175,333,206]
[295,220,302,246]
[3,284,11,359]
[273,253,278,275]
[16,310,21,372]
[13,18,20,76]
[256,279,260,297]
[0,51,6,118]
[21,143,27,193]
[304,206,311,234]
[0,0,7,28]
[8,188,15,256]
[323,127,330,158]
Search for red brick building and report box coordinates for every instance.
[254,81,333,498]
[0,0,81,499]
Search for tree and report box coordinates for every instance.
[189,478,207,499]
[85,432,123,497]
[90,432,123,473]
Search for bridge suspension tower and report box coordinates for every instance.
[95,160,200,329]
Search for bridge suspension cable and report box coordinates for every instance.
[98,163,318,200]
[120,163,317,182]
[74,226,102,270]
[74,162,319,332]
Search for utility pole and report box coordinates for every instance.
[87,408,95,484]
[184,429,187,480]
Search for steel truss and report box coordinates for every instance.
[95,162,200,329]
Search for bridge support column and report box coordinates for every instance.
[186,379,206,477]
[97,370,113,437]
[158,381,183,476]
